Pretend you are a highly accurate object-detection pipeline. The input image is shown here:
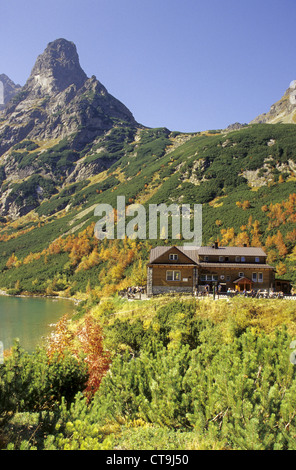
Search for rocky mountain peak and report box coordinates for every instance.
[0,39,138,157]
[25,38,88,96]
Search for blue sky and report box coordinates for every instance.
[1,0,295,132]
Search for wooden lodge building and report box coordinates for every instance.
[146,243,284,296]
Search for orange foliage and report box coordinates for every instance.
[6,253,19,269]
[265,194,296,228]
[77,315,111,399]
[47,314,111,400]
[47,314,75,360]
[276,261,287,276]
[0,225,35,242]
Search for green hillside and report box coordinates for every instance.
[0,123,296,297]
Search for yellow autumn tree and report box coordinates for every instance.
[235,232,250,247]
[6,253,19,269]
[87,247,101,268]
[220,227,235,246]
[130,259,147,286]
[276,261,287,276]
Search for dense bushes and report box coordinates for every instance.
[2,297,296,450]
[0,341,88,416]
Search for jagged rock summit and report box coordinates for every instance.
[251,80,296,124]
[24,38,88,96]
[0,38,138,155]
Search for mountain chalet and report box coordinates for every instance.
[147,244,289,296]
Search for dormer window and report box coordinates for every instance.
[169,254,178,261]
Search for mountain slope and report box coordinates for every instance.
[0,123,296,296]
[0,39,296,296]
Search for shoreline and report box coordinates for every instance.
[0,289,83,305]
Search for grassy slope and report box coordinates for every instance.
[0,123,296,295]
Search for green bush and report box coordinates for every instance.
[0,342,88,416]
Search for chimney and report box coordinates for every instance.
[214,241,218,249]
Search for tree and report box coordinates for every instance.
[242,200,251,210]
[235,232,250,247]
[47,315,75,360]
[76,315,111,400]
[276,261,287,276]
[220,227,235,246]
[274,231,287,257]
[6,253,19,269]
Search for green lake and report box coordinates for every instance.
[0,295,75,352]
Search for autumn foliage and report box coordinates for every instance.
[77,315,111,399]
[47,313,111,399]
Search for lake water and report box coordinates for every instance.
[0,295,75,353]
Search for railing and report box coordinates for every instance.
[197,291,296,300]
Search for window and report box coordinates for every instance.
[255,257,260,263]
[204,256,209,262]
[252,272,257,282]
[169,254,178,261]
[219,256,224,262]
[239,272,244,278]
[167,270,173,281]
[258,272,263,282]
[204,274,218,282]
[235,256,240,262]
[166,270,181,281]
[226,275,231,281]
[241,256,245,262]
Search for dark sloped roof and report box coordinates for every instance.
[149,246,171,263]
[197,246,267,256]
[199,262,274,269]
[149,245,270,265]
[149,245,199,264]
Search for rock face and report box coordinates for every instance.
[0,38,138,155]
[0,74,22,111]
[25,38,88,96]
[251,81,296,124]
[0,38,141,219]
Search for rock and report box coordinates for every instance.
[251,81,296,124]
[25,38,87,96]
[0,74,22,111]
[0,38,140,218]
[0,38,138,155]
